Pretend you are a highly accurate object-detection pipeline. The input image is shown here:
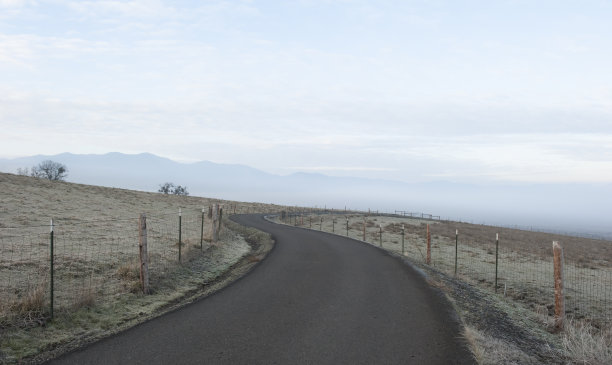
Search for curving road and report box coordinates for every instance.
[47,214,475,364]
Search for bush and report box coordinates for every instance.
[158,182,189,196]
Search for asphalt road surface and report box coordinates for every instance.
[47,214,475,364]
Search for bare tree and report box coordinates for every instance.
[31,160,68,181]
[16,167,30,176]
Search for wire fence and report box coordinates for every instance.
[0,208,226,328]
[275,212,612,326]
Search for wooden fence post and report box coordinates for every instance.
[346,217,349,236]
[363,217,366,241]
[139,214,150,294]
[553,241,565,330]
[178,208,182,263]
[495,233,499,292]
[426,224,431,264]
[212,204,219,243]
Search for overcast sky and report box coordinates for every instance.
[1,0,611,183]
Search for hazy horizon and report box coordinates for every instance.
[2,151,611,240]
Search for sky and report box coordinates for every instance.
[1,0,612,184]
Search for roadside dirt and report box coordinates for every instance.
[400,255,562,364]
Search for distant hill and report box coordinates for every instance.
[1,152,611,238]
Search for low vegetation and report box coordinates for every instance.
[157,182,189,196]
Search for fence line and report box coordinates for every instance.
[274,212,611,326]
[0,206,231,328]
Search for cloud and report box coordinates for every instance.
[65,0,178,19]
[1,0,611,185]
[0,0,31,7]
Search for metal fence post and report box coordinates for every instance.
[218,206,223,233]
[426,224,431,265]
[455,229,458,276]
[379,224,382,247]
[553,241,565,330]
[495,233,499,292]
[49,219,54,319]
[401,224,405,255]
[178,208,182,263]
[200,208,205,250]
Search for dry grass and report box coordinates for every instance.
[561,319,612,365]
[463,325,541,365]
[72,285,96,309]
[7,283,46,315]
[117,260,142,293]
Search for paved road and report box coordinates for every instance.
[47,214,474,364]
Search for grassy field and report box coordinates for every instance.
[0,172,278,363]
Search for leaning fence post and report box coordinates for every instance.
[178,208,182,263]
[139,214,150,294]
[495,233,499,293]
[49,219,54,319]
[553,241,565,330]
[426,224,431,264]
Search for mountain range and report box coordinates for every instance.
[1,152,611,238]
